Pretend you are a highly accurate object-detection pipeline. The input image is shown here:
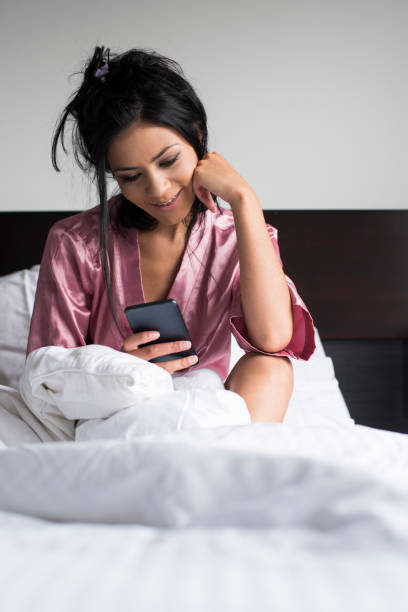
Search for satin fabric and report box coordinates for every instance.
[27,195,315,381]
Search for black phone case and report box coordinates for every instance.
[124,299,199,364]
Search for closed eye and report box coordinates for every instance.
[120,154,180,183]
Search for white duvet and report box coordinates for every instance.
[1,343,408,612]
[0,343,407,531]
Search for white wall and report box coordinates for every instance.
[1,0,407,211]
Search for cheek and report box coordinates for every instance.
[119,183,145,206]
[182,169,195,188]
[119,182,138,196]
[181,157,198,186]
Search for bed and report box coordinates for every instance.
[0,209,407,612]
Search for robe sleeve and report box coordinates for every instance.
[26,223,95,357]
[228,224,316,360]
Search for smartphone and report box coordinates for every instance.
[124,299,199,364]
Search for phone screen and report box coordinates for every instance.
[124,299,199,364]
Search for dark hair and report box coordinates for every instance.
[51,45,222,338]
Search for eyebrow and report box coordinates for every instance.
[113,144,180,172]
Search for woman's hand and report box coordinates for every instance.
[121,330,198,374]
[192,152,253,211]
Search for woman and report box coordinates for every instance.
[27,46,315,422]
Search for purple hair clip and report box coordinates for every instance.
[94,61,109,81]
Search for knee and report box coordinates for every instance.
[252,354,293,386]
[225,352,293,391]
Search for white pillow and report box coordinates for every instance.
[0,265,40,389]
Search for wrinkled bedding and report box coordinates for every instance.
[1,344,252,445]
[1,342,407,612]
[1,416,408,529]
[0,335,350,446]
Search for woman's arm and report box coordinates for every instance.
[192,152,297,354]
[26,223,93,357]
[230,188,293,353]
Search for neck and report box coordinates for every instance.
[150,209,193,243]
[155,222,187,243]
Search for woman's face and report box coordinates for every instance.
[108,122,199,230]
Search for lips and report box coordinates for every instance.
[150,189,183,209]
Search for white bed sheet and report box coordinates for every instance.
[1,511,407,612]
[1,418,408,612]
[2,332,406,612]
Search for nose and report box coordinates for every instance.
[145,168,171,202]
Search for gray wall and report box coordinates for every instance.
[2,0,407,211]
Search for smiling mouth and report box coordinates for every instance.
[150,189,183,207]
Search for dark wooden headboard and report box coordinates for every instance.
[1,209,407,340]
[265,210,408,340]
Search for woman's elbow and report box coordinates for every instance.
[261,326,293,354]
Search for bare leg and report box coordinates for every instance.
[224,353,293,422]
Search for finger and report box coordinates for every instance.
[122,330,160,353]
[145,339,192,360]
[193,178,217,212]
[202,189,217,213]
[126,339,192,360]
[156,353,199,374]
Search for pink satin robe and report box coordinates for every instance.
[27,196,315,381]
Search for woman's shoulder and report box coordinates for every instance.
[212,206,235,230]
[211,206,278,238]
[45,195,120,252]
[205,207,240,259]
[209,207,239,244]
[49,205,99,238]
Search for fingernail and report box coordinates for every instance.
[151,332,160,339]
[188,355,198,364]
